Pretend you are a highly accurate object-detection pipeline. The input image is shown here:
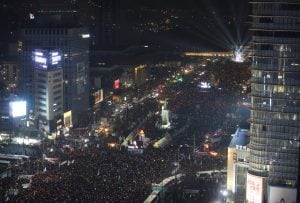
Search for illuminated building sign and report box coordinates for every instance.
[34,56,47,64]
[51,55,61,65]
[114,79,120,89]
[35,52,43,56]
[33,49,62,69]
[81,34,90,38]
[63,111,72,128]
[94,89,103,105]
[246,173,263,203]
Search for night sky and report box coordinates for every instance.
[0,0,250,54]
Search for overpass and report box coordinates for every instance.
[144,173,186,203]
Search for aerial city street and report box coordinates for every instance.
[0,0,299,203]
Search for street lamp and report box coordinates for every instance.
[220,189,228,203]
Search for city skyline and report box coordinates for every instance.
[0,0,250,53]
[0,1,299,203]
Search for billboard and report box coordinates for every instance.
[268,186,297,203]
[94,89,103,105]
[33,49,62,69]
[63,111,72,128]
[114,79,120,89]
[246,173,263,203]
[9,101,27,118]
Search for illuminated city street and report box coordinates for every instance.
[0,0,299,203]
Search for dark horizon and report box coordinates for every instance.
[0,0,250,54]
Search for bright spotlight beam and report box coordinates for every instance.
[232,46,245,63]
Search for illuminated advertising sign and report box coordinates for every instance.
[51,55,61,65]
[246,173,263,203]
[34,56,47,64]
[63,111,72,128]
[9,101,27,118]
[94,89,103,105]
[268,186,297,203]
[114,79,120,89]
[33,49,62,69]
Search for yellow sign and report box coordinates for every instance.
[64,111,72,128]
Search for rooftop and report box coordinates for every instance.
[229,128,249,148]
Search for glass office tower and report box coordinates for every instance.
[248,0,300,202]
[20,0,90,126]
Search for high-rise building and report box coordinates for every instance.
[90,0,121,49]
[248,1,300,202]
[234,146,249,203]
[20,0,90,126]
[227,128,249,203]
[39,0,77,13]
[38,0,79,25]
[0,60,18,88]
[33,49,63,134]
[20,27,90,126]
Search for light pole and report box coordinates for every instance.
[220,189,228,203]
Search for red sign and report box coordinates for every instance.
[114,79,120,89]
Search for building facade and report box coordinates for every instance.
[20,0,90,126]
[248,1,300,202]
[39,0,77,13]
[227,128,249,202]
[33,49,63,134]
[0,60,18,88]
[92,0,121,49]
[234,146,249,203]
[20,26,90,125]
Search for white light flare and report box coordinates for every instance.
[232,46,245,63]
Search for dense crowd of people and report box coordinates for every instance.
[6,146,178,202]
[0,59,250,202]
[0,144,42,158]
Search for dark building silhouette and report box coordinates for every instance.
[19,0,90,127]
[90,0,121,50]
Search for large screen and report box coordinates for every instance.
[9,101,27,118]
[268,186,297,203]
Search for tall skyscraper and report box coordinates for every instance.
[20,0,90,127]
[91,0,121,49]
[248,1,300,202]
[39,0,77,12]
[33,49,63,134]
